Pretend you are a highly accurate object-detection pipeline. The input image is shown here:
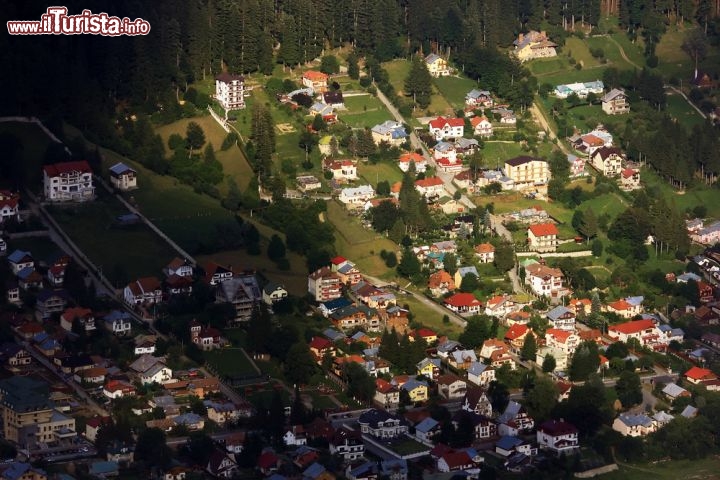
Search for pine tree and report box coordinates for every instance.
[404,55,433,109]
[521,333,537,361]
[397,247,421,278]
[542,354,556,373]
[579,207,598,242]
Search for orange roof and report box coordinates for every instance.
[607,300,632,312]
[505,324,529,340]
[399,152,424,163]
[391,181,402,193]
[416,328,437,338]
[581,134,604,147]
[546,328,572,343]
[486,295,506,306]
[474,243,495,254]
[470,116,489,127]
[303,70,328,81]
[569,299,591,307]
[685,366,716,381]
[528,223,558,237]
[429,116,465,129]
[415,177,444,188]
[376,378,396,393]
[608,319,655,335]
[444,293,483,308]
[428,270,454,288]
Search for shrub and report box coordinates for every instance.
[646,55,658,68]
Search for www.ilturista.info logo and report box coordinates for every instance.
[7,7,151,36]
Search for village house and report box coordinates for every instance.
[190,320,224,351]
[437,374,468,400]
[495,436,537,458]
[358,409,408,439]
[620,168,641,191]
[612,413,656,437]
[455,137,479,155]
[504,156,550,189]
[497,400,535,436]
[493,107,517,124]
[413,417,441,445]
[454,266,479,291]
[567,154,586,178]
[330,426,365,462]
[470,116,493,137]
[428,270,455,296]
[545,329,580,356]
[371,120,408,146]
[449,349,479,370]
[215,273,262,321]
[36,289,69,320]
[414,177,446,199]
[590,147,624,177]
[524,263,568,299]
[322,90,344,108]
[608,319,664,349]
[428,116,464,141]
[661,382,691,403]
[0,342,31,367]
[684,366,719,387]
[546,305,575,331]
[536,419,579,455]
[467,362,496,387]
[296,175,322,192]
[109,162,138,191]
[60,307,96,333]
[465,89,494,108]
[437,449,483,474]
[330,304,380,331]
[570,126,613,155]
[8,250,34,275]
[47,263,66,287]
[203,262,234,286]
[425,53,451,77]
[17,268,43,290]
[416,357,441,380]
[444,293,483,315]
[554,80,604,99]
[569,298,592,316]
[434,143,463,173]
[331,256,362,285]
[513,30,557,62]
[262,282,288,305]
[527,222,558,253]
[124,276,163,306]
[485,294,519,319]
[339,185,375,205]
[397,152,427,173]
[474,243,495,263]
[0,191,19,224]
[399,377,429,402]
[43,161,95,202]
[691,220,720,245]
[215,73,245,110]
[323,158,358,181]
[601,88,630,115]
[374,379,400,408]
[309,102,333,117]
[302,70,329,93]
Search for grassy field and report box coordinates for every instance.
[358,161,403,188]
[155,115,254,192]
[326,200,378,244]
[0,121,54,187]
[382,59,412,95]
[8,236,63,262]
[643,169,720,219]
[665,93,706,128]
[401,294,465,339]
[344,94,385,112]
[530,57,573,76]
[204,348,257,377]
[48,188,177,285]
[603,457,720,480]
[481,140,556,168]
[340,109,394,129]
[564,36,602,68]
[433,76,478,108]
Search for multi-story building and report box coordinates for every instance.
[590,147,624,177]
[371,121,408,146]
[329,426,365,462]
[428,117,465,141]
[358,409,408,439]
[601,88,630,115]
[302,70,329,93]
[425,53,451,77]
[0,191,20,223]
[608,319,665,349]
[513,30,557,62]
[215,73,245,111]
[109,162,138,191]
[527,223,558,253]
[524,263,567,299]
[215,273,262,322]
[504,156,550,188]
[537,419,579,455]
[0,377,76,448]
[43,161,95,202]
[124,277,163,306]
[308,267,342,302]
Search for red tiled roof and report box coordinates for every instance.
[399,152,424,163]
[444,293,483,308]
[470,116,490,127]
[505,324,529,341]
[302,70,328,81]
[428,270,454,288]
[429,116,465,129]
[137,276,161,291]
[441,450,473,469]
[607,299,632,312]
[528,223,558,237]
[609,319,654,335]
[546,328,572,343]
[621,168,638,178]
[581,134,604,147]
[43,161,92,177]
[416,328,437,338]
[309,336,333,350]
[62,307,93,321]
[685,366,716,381]
[415,177,444,188]
[474,243,495,254]
[330,256,347,265]
[376,378,397,393]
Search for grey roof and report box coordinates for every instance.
[601,88,625,102]
[662,382,688,398]
[262,282,285,296]
[174,413,203,425]
[425,53,442,63]
[322,328,346,341]
[681,405,698,418]
[129,354,164,373]
[303,462,326,479]
[466,89,492,100]
[617,413,653,427]
[109,162,136,176]
[417,357,441,370]
[437,340,462,353]
[546,305,574,322]
[652,411,674,424]
[88,461,118,476]
[468,362,491,376]
[0,377,52,412]
[451,349,477,364]
[457,266,479,278]
[401,378,428,392]
[415,417,439,433]
[677,272,702,283]
[497,400,522,424]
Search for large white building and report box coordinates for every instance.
[43,161,95,202]
[215,73,245,111]
[504,156,550,189]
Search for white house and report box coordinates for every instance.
[414,177,446,198]
[467,362,495,387]
[527,223,558,253]
[470,116,493,137]
[398,152,427,173]
[612,413,656,437]
[124,277,163,306]
[109,163,138,191]
[140,362,173,385]
[339,185,375,205]
[590,147,624,177]
[465,89,494,108]
[601,88,629,115]
[0,191,20,223]
[103,310,132,336]
[164,257,193,278]
[215,73,245,111]
[425,53,451,77]
[262,282,288,305]
[371,121,408,146]
[43,161,95,202]
[8,250,34,275]
[536,420,579,455]
[358,409,408,439]
[428,117,464,141]
[504,156,550,189]
[524,263,568,299]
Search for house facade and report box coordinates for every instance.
[308,267,342,302]
[590,147,624,177]
[109,163,137,191]
[601,88,629,115]
[514,30,557,62]
[428,117,464,141]
[425,54,451,77]
[124,277,163,306]
[215,73,245,110]
[504,156,550,188]
[371,121,408,146]
[537,420,579,455]
[525,264,567,298]
[43,161,95,202]
[527,223,558,253]
[0,191,20,223]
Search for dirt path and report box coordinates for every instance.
[529,102,570,155]
[607,36,643,70]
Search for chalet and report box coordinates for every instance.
[612,413,656,437]
[302,70,329,93]
[505,324,531,351]
[545,329,580,355]
[400,377,428,402]
[444,293,483,315]
[437,374,467,400]
[375,378,400,408]
[203,262,234,286]
[474,243,495,263]
[514,30,557,62]
[467,362,495,387]
[428,117,464,141]
[215,274,262,321]
[323,158,358,181]
[414,177,445,198]
[215,73,245,111]
[601,88,629,115]
[416,357,441,380]
[528,223,558,253]
[371,121,408,146]
[262,282,288,305]
[397,152,426,173]
[358,409,408,438]
[330,426,364,462]
[504,156,550,189]
[493,107,517,124]
[568,298,592,316]
[190,320,224,351]
[497,400,534,436]
[309,336,335,363]
[0,191,20,223]
[109,162,138,191]
[339,185,375,205]
[60,307,96,332]
[465,89,494,108]
[590,147,624,177]
[425,53,451,77]
[495,436,536,458]
[546,305,575,331]
[331,256,362,285]
[43,161,95,202]
[8,250,33,275]
[17,268,43,290]
[0,343,31,367]
[537,420,579,455]
[36,288,69,320]
[608,319,664,349]
[684,366,719,386]
[437,449,483,474]
[620,168,641,191]
[524,263,568,299]
[470,116,493,137]
[448,349,478,370]
[124,277,163,306]
[309,102,333,118]
[330,304,380,331]
[428,270,455,296]
[207,449,238,478]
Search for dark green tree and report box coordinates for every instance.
[186,121,206,157]
[542,354,556,373]
[267,234,286,261]
[134,428,172,469]
[404,55,433,109]
[520,333,537,362]
[284,341,316,386]
[615,371,642,408]
[459,315,492,349]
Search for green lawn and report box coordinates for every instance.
[537,66,611,87]
[344,94,386,112]
[155,115,254,192]
[665,93,706,128]
[481,140,556,168]
[47,189,177,285]
[340,109,394,129]
[564,36,601,68]
[388,437,430,455]
[603,457,720,480]
[530,57,573,76]
[0,121,54,188]
[580,192,627,221]
[433,76,478,109]
[326,200,378,245]
[382,59,412,95]
[358,161,403,188]
[204,348,257,377]
[643,168,720,219]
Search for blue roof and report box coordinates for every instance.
[468,361,490,376]
[7,250,31,264]
[89,461,119,475]
[415,417,439,433]
[0,463,42,480]
[625,296,644,306]
[496,435,523,450]
[402,378,428,392]
[109,162,136,175]
[380,459,408,475]
[349,461,377,477]
[16,267,36,280]
[363,347,379,357]
[322,327,346,342]
[303,462,326,479]
[321,297,352,312]
[174,413,202,425]
[351,331,366,341]
[39,339,60,350]
[457,266,479,278]
[104,310,132,322]
[617,413,653,427]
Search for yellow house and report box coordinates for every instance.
[416,358,441,380]
[513,31,557,62]
[424,53,451,77]
[401,378,429,402]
